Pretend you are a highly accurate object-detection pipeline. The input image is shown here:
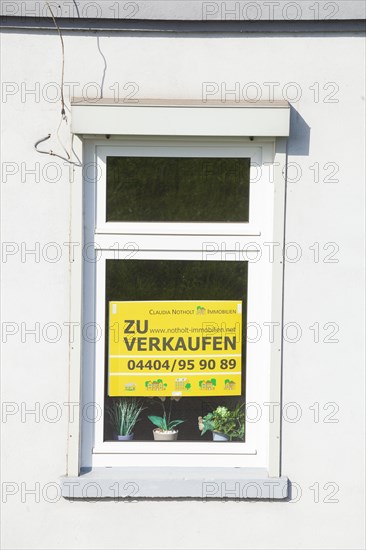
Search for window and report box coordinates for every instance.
[106,156,250,222]
[80,137,282,470]
[104,259,248,441]
[62,99,289,497]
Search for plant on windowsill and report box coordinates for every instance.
[148,397,185,441]
[198,403,245,441]
[107,398,146,441]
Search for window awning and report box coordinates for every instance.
[70,98,290,137]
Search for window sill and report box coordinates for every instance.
[60,467,288,499]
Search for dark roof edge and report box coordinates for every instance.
[1,17,365,33]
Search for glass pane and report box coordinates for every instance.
[104,259,248,442]
[106,157,250,222]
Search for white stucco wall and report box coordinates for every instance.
[1,27,365,550]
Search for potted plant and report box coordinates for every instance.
[148,398,185,441]
[107,398,146,441]
[198,403,245,441]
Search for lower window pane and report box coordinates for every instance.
[104,259,248,442]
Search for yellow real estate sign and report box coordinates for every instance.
[108,300,243,397]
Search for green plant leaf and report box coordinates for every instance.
[201,419,215,436]
[167,419,185,430]
[107,398,146,436]
[148,415,165,429]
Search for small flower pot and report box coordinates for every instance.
[153,429,178,441]
[213,431,230,442]
[116,433,134,441]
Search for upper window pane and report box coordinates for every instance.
[106,157,250,222]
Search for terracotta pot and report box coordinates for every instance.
[153,429,178,441]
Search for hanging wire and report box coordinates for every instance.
[34,1,81,167]
[35,134,82,166]
[45,1,67,121]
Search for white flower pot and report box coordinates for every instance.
[153,429,178,441]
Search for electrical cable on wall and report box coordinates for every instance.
[34,1,81,167]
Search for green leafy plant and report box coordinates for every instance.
[199,403,245,441]
[148,398,185,432]
[107,398,146,436]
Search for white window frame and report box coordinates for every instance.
[95,140,264,237]
[74,136,285,472]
